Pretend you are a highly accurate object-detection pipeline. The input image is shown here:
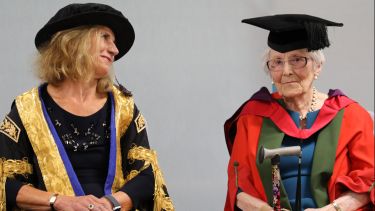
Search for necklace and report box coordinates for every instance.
[299,87,317,120]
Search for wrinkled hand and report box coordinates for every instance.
[305,191,371,211]
[53,195,112,211]
[236,192,273,211]
[98,197,114,210]
[305,204,336,211]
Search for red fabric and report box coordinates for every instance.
[225,115,267,210]
[240,94,355,139]
[328,103,375,210]
[225,95,374,210]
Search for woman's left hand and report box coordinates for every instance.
[304,204,335,211]
[104,191,133,211]
[305,191,370,211]
[98,197,114,210]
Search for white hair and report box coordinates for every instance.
[262,47,326,72]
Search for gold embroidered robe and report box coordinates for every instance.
[0,85,174,211]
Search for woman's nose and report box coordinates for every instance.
[282,62,294,75]
[109,42,119,56]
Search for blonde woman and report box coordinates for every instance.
[0,3,173,211]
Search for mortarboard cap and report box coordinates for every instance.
[242,14,343,52]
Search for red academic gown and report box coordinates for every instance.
[224,87,374,210]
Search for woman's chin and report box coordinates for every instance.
[278,84,303,97]
[94,69,110,79]
[280,89,303,98]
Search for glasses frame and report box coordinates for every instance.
[266,56,310,72]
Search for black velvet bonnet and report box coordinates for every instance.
[35,3,135,60]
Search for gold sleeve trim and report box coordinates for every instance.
[135,113,146,133]
[0,116,21,143]
[0,158,33,211]
[0,157,32,177]
[128,146,174,211]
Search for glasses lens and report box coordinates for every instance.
[267,59,283,71]
[267,57,308,71]
[289,57,307,68]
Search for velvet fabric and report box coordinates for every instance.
[241,14,343,52]
[35,3,135,60]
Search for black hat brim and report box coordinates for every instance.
[35,11,135,61]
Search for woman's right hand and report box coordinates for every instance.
[53,195,112,211]
[236,192,273,211]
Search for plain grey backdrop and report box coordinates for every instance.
[0,0,373,210]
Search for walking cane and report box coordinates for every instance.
[259,146,302,211]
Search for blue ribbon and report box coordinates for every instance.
[104,92,117,195]
[38,86,117,196]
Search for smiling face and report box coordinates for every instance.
[91,26,119,79]
[267,48,322,98]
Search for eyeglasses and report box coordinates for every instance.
[266,57,310,72]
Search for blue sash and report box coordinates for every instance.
[38,86,117,195]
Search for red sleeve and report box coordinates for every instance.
[225,115,268,211]
[329,104,375,208]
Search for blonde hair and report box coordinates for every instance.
[35,25,113,93]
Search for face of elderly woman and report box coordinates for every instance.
[267,48,321,98]
[92,26,119,78]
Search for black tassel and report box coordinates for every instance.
[304,22,330,51]
[115,76,132,97]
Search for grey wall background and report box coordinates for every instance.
[0,0,373,210]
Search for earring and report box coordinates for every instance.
[314,75,318,80]
[271,81,274,84]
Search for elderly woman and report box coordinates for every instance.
[224,15,374,211]
[0,3,174,211]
